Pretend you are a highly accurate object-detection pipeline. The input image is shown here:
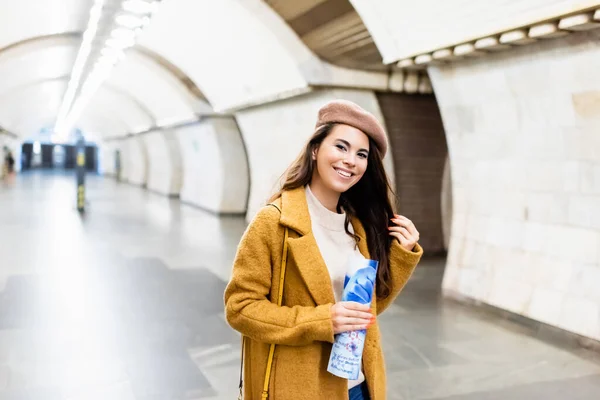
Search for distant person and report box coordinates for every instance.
[3,149,15,183]
[2,147,15,182]
[225,100,423,400]
[7,151,14,172]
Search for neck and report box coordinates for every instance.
[308,181,340,213]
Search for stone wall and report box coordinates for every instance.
[430,29,600,340]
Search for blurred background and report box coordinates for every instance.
[0,0,599,399]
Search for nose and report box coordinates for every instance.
[343,153,356,166]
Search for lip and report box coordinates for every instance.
[333,167,354,178]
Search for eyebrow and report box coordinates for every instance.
[336,139,369,154]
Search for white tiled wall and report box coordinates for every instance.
[176,118,249,214]
[143,130,182,196]
[100,141,116,176]
[120,137,147,187]
[430,30,600,341]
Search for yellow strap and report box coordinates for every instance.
[261,227,288,400]
[276,228,289,308]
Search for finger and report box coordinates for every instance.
[340,307,372,320]
[388,226,414,241]
[391,218,411,229]
[346,310,373,320]
[392,219,419,240]
[392,214,414,226]
[342,301,370,312]
[394,214,411,222]
[389,231,407,245]
[389,231,414,248]
[390,226,419,242]
[343,316,372,326]
[392,215,412,227]
[336,304,371,318]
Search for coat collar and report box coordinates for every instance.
[279,187,312,236]
[276,187,370,305]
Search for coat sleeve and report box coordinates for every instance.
[376,241,423,315]
[224,205,335,346]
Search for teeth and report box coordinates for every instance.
[336,169,351,178]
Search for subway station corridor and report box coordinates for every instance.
[0,172,599,399]
[2,0,600,399]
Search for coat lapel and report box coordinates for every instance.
[279,188,336,305]
[287,234,336,305]
[277,188,372,306]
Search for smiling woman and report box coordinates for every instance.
[224,99,423,400]
[311,125,370,206]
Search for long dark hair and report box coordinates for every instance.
[269,123,396,299]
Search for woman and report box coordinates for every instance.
[224,100,423,400]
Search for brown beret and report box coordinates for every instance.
[315,99,388,157]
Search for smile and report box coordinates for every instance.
[334,168,353,178]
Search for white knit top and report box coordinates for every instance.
[305,185,366,389]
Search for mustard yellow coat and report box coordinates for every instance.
[224,187,423,399]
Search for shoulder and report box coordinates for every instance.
[268,196,283,213]
[237,203,284,252]
[246,201,282,232]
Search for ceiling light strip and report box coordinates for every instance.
[55,0,106,135]
[54,0,161,139]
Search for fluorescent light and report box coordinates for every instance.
[115,13,145,29]
[55,0,161,139]
[122,0,157,15]
[90,2,104,19]
[54,0,107,138]
[105,37,134,49]
[111,27,136,41]
[100,47,123,60]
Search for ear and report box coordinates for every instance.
[311,147,317,160]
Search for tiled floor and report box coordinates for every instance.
[0,171,598,399]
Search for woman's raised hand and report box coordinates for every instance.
[388,214,420,251]
[330,301,374,334]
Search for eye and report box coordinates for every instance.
[335,144,346,151]
[358,152,368,159]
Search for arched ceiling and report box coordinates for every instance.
[0,80,65,138]
[0,0,394,139]
[138,0,309,112]
[0,38,77,94]
[111,49,211,123]
[0,0,210,140]
[138,0,390,111]
[0,79,152,140]
[0,33,209,139]
[0,0,92,50]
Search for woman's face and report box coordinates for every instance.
[312,124,370,194]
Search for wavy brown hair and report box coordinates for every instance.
[269,123,397,299]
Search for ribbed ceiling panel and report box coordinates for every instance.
[266,0,329,20]
[265,0,386,71]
